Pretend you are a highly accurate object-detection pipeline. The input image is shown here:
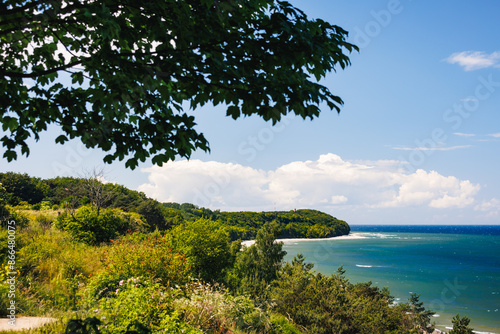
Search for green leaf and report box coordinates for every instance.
[55,135,68,144]
[226,105,241,120]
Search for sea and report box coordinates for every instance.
[281,225,500,334]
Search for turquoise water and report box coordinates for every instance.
[282,225,500,333]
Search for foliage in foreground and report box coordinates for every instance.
[449,314,474,334]
[1,0,357,169]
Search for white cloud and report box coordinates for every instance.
[475,198,500,211]
[453,132,476,137]
[331,195,348,204]
[138,154,480,212]
[474,198,500,218]
[445,51,500,71]
[377,169,480,209]
[488,133,500,138]
[392,145,472,151]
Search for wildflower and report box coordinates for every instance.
[119,280,124,286]
[115,289,119,295]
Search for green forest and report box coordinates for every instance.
[0,172,350,243]
[0,172,474,334]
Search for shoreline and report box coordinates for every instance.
[241,232,368,247]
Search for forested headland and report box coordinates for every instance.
[0,172,349,242]
[0,172,471,333]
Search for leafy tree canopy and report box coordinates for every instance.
[450,314,474,334]
[0,0,357,168]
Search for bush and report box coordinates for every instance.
[168,219,232,282]
[227,223,286,297]
[17,228,101,312]
[268,314,302,334]
[0,264,13,317]
[91,277,199,334]
[449,314,474,334]
[86,233,190,301]
[175,282,268,333]
[78,277,199,334]
[0,209,29,229]
[35,214,54,229]
[55,205,134,245]
[272,263,407,334]
[0,172,47,205]
[174,282,300,334]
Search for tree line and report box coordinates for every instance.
[0,172,349,243]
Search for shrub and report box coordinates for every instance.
[168,219,232,282]
[272,264,407,334]
[175,282,268,333]
[449,314,474,334]
[16,228,102,312]
[0,208,29,228]
[268,314,302,334]
[174,282,300,334]
[16,201,30,209]
[55,205,133,245]
[0,264,12,317]
[92,277,199,334]
[86,233,190,301]
[35,214,54,229]
[227,223,286,297]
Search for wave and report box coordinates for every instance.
[355,264,388,268]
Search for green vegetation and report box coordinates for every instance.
[0,172,474,333]
[449,314,474,334]
[0,172,350,241]
[1,0,357,168]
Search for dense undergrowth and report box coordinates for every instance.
[0,173,473,333]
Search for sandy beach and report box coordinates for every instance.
[240,232,369,247]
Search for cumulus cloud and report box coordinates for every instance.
[376,169,480,208]
[138,154,480,213]
[474,198,500,218]
[475,198,500,211]
[445,51,500,71]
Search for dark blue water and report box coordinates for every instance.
[282,225,500,333]
[351,225,500,236]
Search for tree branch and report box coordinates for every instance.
[0,60,83,78]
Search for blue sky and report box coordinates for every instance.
[2,1,500,224]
